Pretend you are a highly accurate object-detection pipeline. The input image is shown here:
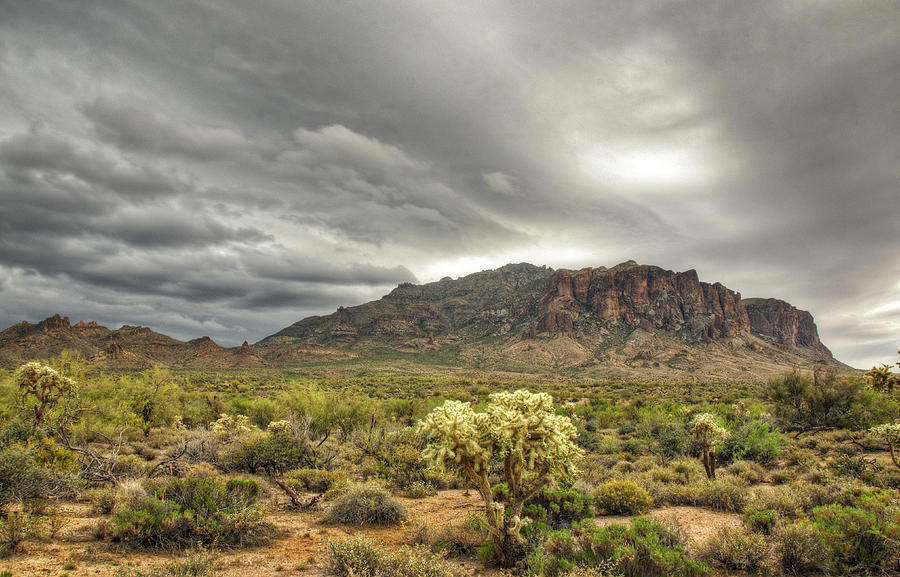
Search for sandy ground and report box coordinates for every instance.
[2,491,742,576]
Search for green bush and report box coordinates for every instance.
[696,479,746,512]
[809,504,900,573]
[572,517,711,577]
[0,444,80,508]
[774,521,829,575]
[82,487,117,514]
[594,480,653,515]
[282,468,347,493]
[326,536,383,577]
[699,526,768,571]
[724,460,766,484]
[717,420,781,464]
[324,482,407,526]
[524,486,594,529]
[107,476,268,548]
[326,537,464,577]
[743,508,780,535]
[404,481,437,499]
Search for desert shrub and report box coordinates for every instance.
[404,481,437,499]
[774,521,829,575]
[724,460,766,484]
[572,517,710,577]
[0,509,38,557]
[768,370,896,432]
[743,507,780,534]
[327,535,384,577]
[326,537,464,577]
[656,423,692,458]
[412,514,486,557]
[594,480,652,515]
[0,444,80,508]
[809,504,900,573]
[381,545,466,577]
[325,482,406,526]
[282,467,347,493]
[524,486,594,529]
[717,420,781,464]
[82,487,117,514]
[699,526,768,571]
[839,486,895,512]
[107,475,268,548]
[696,479,746,512]
[648,482,699,507]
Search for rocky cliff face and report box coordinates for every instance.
[536,262,750,342]
[743,298,833,361]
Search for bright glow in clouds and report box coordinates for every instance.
[580,146,708,189]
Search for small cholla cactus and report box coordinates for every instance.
[210,413,253,439]
[418,389,582,567]
[691,413,729,479]
[871,421,900,469]
[266,420,293,437]
[866,364,898,394]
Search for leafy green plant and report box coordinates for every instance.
[107,476,268,548]
[593,480,652,515]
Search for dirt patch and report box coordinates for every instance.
[594,506,743,551]
[0,490,485,577]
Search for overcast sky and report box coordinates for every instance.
[1,1,898,367]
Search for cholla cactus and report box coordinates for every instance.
[691,413,729,479]
[14,361,77,433]
[866,364,898,394]
[210,413,254,439]
[871,421,900,469]
[266,420,293,437]
[418,389,582,567]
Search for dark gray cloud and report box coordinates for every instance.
[0,0,897,365]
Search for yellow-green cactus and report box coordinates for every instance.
[871,421,900,469]
[691,412,728,479]
[14,361,77,433]
[418,389,582,567]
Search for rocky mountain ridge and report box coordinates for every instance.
[0,261,841,378]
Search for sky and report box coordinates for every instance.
[0,1,898,368]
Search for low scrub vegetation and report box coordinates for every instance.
[1,356,899,574]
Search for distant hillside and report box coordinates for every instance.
[0,261,845,380]
[0,314,266,369]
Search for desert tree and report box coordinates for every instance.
[691,412,728,479]
[418,389,582,567]
[14,361,77,434]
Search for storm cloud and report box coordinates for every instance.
[0,0,897,367]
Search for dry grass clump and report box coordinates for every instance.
[324,482,407,526]
[699,526,768,571]
[326,536,464,577]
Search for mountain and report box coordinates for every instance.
[0,261,844,379]
[0,314,266,369]
[260,261,841,378]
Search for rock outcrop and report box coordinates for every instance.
[743,298,834,361]
[536,262,750,342]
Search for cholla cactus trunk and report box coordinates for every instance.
[701,429,716,479]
